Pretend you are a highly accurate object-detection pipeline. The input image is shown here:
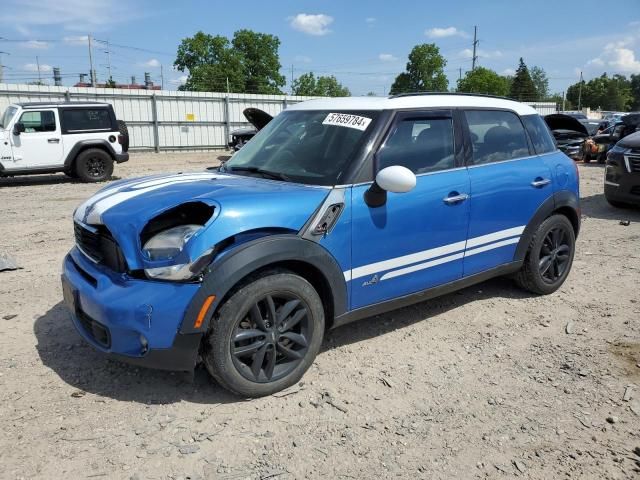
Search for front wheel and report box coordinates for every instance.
[202,271,325,397]
[515,215,576,295]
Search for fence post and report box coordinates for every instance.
[224,95,230,148]
[282,98,288,111]
[64,90,71,102]
[151,94,160,153]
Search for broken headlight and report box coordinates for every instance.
[143,224,201,280]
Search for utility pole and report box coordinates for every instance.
[226,76,230,94]
[291,64,295,94]
[88,34,96,86]
[105,39,112,81]
[0,51,9,84]
[459,68,462,81]
[472,26,479,70]
[36,55,42,83]
[577,71,583,111]
[562,90,566,111]
[160,64,164,90]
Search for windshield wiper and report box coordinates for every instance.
[226,166,291,182]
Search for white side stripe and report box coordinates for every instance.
[466,226,525,248]
[464,237,520,257]
[380,252,465,281]
[350,240,466,281]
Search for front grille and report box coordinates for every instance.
[627,154,640,173]
[631,186,640,196]
[74,222,128,273]
[77,309,111,348]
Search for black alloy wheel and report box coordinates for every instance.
[538,226,571,284]
[231,293,311,383]
[86,155,107,178]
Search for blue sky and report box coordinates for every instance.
[1,0,639,95]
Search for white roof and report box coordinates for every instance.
[287,94,538,116]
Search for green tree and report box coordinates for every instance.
[509,58,537,101]
[631,74,640,110]
[566,73,633,111]
[456,67,510,96]
[390,43,448,94]
[530,66,549,100]
[292,72,350,97]
[174,30,285,94]
[104,77,117,88]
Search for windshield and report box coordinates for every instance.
[223,110,379,186]
[0,106,18,129]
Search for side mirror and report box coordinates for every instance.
[13,122,25,136]
[364,165,416,207]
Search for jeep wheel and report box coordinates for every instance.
[202,271,325,397]
[75,149,114,182]
[515,214,575,295]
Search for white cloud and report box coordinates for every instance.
[294,55,312,63]
[20,40,49,49]
[458,48,503,59]
[425,27,469,39]
[141,58,161,68]
[289,13,334,36]
[23,63,53,73]
[378,53,398,62]
[63,35,89,46]
[501,68,516,76]
[0,0,137,30]
[586,39,640,74]
[170,75,188,86]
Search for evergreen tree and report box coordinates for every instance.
[509,58,537,101]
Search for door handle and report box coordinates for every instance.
[531,178,551,188]
[443,193,469,204]
[48,138,60,144]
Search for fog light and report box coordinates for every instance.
[139,334,149,354]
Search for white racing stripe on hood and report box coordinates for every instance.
[75,172,221,224]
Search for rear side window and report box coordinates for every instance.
[521,114,557,154]
[62,108,112,132]
[377,116,455,174]
[19,111,56,133]
[464,110,530,165]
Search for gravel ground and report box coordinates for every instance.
[1,152,639,480]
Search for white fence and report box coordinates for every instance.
[0,84,321,152]
[0,84,559,151]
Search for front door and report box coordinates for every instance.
[10,109,63,168]
[349,110,470,310]
[462,109,554,276]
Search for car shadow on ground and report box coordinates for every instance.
[580,191,640,221]
[0,174,121,188]
[36,276,535,404]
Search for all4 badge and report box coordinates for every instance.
[362,274,379,287]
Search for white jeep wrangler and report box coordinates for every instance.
[0,102,129,182]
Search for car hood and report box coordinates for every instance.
[243,108,273,131]
[544,114,589,135]
[618,130,640,148]
[622,113,640,127]
[73,172,329,269]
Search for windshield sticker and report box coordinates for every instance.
[322,113,372,131]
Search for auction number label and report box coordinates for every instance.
[322,113,372,131]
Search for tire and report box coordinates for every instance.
[202,271,325,397]
[117,120,129,152]
[64,168,78,178]
[583,155,591,164]
[515,214,576,295]
[74,148,114,183]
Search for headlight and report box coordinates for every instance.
[143,224,201,281]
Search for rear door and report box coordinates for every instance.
[10,109,63,168]
[462,109,553,277]
[349,110,470,309]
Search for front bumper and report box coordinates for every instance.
[61,248,202,371]
[604,156,640,205]
[115,152,129,163]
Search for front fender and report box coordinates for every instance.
[179,234,347,334]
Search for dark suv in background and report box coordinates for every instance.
[605,131,640,207]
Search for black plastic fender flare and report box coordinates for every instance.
[64,139,117,168]
[514,190,580,262]
[179,234,348,334]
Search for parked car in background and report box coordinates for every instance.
[62,94,580,397]
[544,113,589,161]
[592,113,640,164]
[0,102,129,182]
[228,108,272,151]
[604,130,640,207]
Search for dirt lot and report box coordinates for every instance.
[1,152,639,480]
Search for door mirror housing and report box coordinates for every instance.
[364,165,417,207]
[13,122,25,136]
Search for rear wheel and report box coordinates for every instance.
[515,215,575,295]
[202,271,324,397]
[74,148,114,182]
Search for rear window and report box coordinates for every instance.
[464,110,530,165]
[62,108,113,132]
[521,114,557,154]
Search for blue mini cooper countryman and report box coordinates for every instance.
[62,94,580,397]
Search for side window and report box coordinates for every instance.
[521,114,557,154]
[19,111,56,133]
[61,109,112,132]
[377,116,455,174]
[464,110,530,165]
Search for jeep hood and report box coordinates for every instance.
[74,172,329,269]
